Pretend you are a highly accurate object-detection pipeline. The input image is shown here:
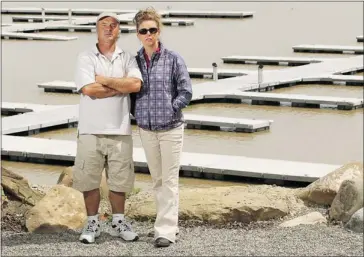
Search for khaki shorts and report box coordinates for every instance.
[73,134,135,193]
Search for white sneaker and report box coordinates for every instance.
[79,219,101,244]
[110,219,139,241]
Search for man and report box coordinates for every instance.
[74,12,142,244]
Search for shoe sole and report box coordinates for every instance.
[80,238,94,244]
[155,243,170,248]
[79,232,100,244]
[110,232,139,242]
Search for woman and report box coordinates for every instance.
[132,8,193,248]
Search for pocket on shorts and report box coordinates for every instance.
[74,158,85,170]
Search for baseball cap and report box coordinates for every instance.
[96,12,120,23]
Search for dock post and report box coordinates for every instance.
[41,8,45,23]
[68,9,72,24]
[212,62,218,81]
[258,64,264,90]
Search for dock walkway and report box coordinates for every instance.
[1,135,339,183]
[1,102,69,115]
[221,56,326,66]
[2,7,254,18]
[203,91,363,110]
[292,44,363,54]
[191,55,363,101]
[1,104,272,134]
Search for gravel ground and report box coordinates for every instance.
[1,221,363,256]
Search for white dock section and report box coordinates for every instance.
[1,7,138,15]
[12,24,136,33]
[221,56,326,66]
[12,15,71,22]
[166,10,254,18]
[37,69,253,93]
[39,24,136,33]
[38,81,77,93]
[2,12,194,40]
[204,91,363,110]
[1,102,69,115]
[120,17,194,26]
[1,103,272,134]
[11,15,194,26]
[357,35,363,42]
[1,135,340,182]
[188,68,253,78]
[303,75,364,86]
[1,23,12,27]
[2,7,253,19]
[292,44,364,54]
[1,31,77,41]
[2,105,79,135]
[191,55,364,101]
[184,114,272,132]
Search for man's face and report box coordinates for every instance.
[97,16,120,43]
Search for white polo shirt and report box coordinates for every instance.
[75,45,142,135]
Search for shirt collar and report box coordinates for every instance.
[92,44,123,57]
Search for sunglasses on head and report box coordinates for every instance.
[138,27,158,35]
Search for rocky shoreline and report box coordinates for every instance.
[1,162,363,255]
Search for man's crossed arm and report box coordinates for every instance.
[81,76,142,99]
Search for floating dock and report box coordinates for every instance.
[11,15,194,26]
[357,35,363,42]
[1,31,77,41]
[1,102,69,115]
[292,44,364,54]
[221,56,326,66]
[21,24,136,33]
[188,68,253,78]
[165,10,254,18]
[1,135,340,183]
[36,68,253,93]
[203,91,363,110]
[12,15,71,22]
[303,75,363,86]
[2,105,79,135]
[1,103,272,134]
[2,7,254,19]
[1,7,138,15]
[38,81,77,93]
[183,113,271,132]
[2,12,195,40]
[191,55,363,100]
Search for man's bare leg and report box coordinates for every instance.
[84,189,100,216]
[109,190,125,214]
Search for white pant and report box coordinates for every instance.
[139,124,184,243]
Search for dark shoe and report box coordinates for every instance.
[154,237,171,248]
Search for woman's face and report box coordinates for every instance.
[137,20,160,48]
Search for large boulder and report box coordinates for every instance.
[126,185,305,224]
[344,208,363,233]
[57,166,109,200]
[1,167,43,206]
[329,179,363,223]
[25,185,86,233]
[296,163,363,205]
[279,212,327,227]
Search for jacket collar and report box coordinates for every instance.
[137,41,165,61]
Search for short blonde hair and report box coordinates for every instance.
[133,7,162,30]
